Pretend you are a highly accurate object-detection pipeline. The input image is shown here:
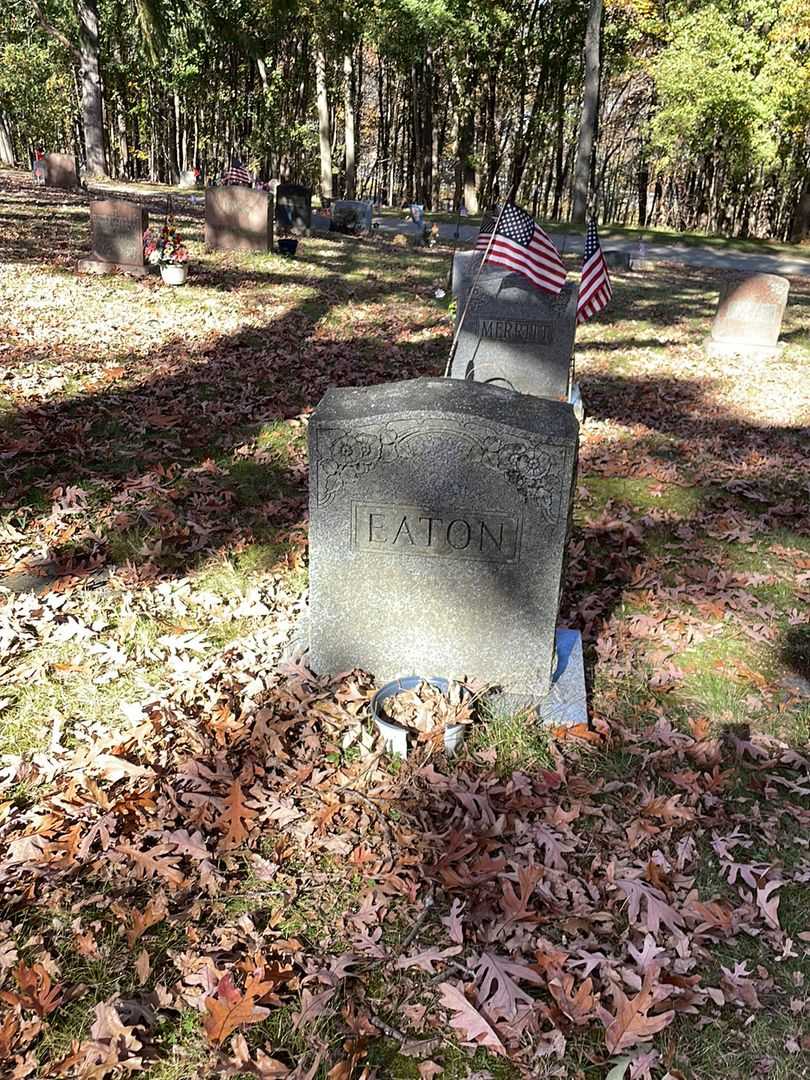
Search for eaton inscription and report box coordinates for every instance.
[477,318,552,344]
[352,502,521,563]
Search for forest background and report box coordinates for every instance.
[1,0,810,241]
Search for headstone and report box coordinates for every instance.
[449,251,578,401]
[604,249,630,270]
[706,273,790,360]
[77,198,149,277]
[44,153,78,190]
[410,203,425,226]
[205,186,274,251]
[332,199,373,234]
[307,377,579,707]
[276,183,312,234]
[178,169,198,189]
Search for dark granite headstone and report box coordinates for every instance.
[308,378,579,706]
[276,184,312,233]
[449,252,578,401]
[332,199,373,233]
[707,273,790,359]
[44,153,78,190]
[78,198,148,276]
[205,187,274,252]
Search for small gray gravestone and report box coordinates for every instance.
[604,249,631,270]
[276,183,312,234]
[332,199,373,234]
[307,377,579,710]
[706,273,790,360]
[450,251,578,402]
[44,153,78,190]
[205,186,274,252]
[77,198,148,277]
[178,169,198,189]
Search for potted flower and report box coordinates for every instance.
[144,223,190,285]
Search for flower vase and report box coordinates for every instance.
[160,263,188,286]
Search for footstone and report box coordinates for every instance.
[332,199,373,233]
[44,153,78,190]
[449,251,578,401]
[276,183,312,233]
[308,377,579,705]
[706,273,790,359]
[205,187,274,252]
[77,198,148,277]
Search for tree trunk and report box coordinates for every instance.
[790,182,810,243]
[344,52,356,198]
[315,47,333,202]
[0,112,14,165]
[571,0,602,223]
[76,0,107,177]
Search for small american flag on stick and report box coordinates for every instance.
[577,218,612,323]
[475,203,566,294]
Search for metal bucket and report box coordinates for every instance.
[371,675,470,758]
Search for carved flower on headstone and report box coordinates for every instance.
[503,446,556,518]
[318,431,384,503]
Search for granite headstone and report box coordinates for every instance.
[78,198,148,276]
[308,378,579,706]
[450,251,578,401]
[44,153,78,190]
[276,183,312,233]
[332,199,373,234]
[707,273,790,359]
[205,186,274,252]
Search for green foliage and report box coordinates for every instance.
[650,5,776,179]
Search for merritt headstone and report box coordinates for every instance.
[706,273,790,360]
[332,199,373,234]
[276,183,312,234]
[308,377,579,706]
[44,153,78,190]
[78,198,148,276]
[450,252,578,401]
[205,186,274,252]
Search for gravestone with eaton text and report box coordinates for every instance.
[450,251,578,401]
[307,378,579,706]
[77,198,149,277]
[707,273,790,360]
[205,186,274,252]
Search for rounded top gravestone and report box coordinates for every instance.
[707,273,790,360]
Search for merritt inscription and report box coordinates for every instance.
[353,503,521,562]
[478,318,552,345]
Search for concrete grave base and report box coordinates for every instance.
[282,617,586,729]
[629,258,656,272]
[704,337,784,361]
[77,257,150,278]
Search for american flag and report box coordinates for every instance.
[475,203,566,294]
[221,164,252,186]
[577,218,612,323]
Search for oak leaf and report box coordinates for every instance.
[598,977,675,1054]
[475,953,543,1021]
[548,974,598,1025]
[437,981,506,1056]
[203,973,271,1046]
[218,781,259,851]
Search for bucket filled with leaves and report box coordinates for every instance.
[371,675,475,757]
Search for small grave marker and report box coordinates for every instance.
[332,199,373,234]
[707,273,790,359]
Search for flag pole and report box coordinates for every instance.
[443,184,517,379]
